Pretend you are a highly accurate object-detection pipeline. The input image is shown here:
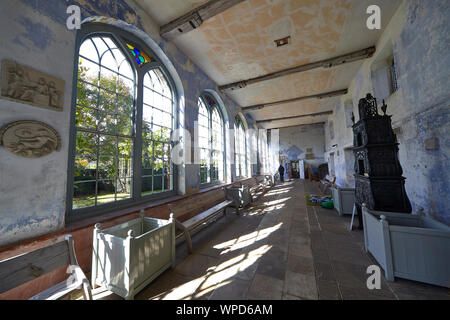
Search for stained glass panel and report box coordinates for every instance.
[126,43,151,66]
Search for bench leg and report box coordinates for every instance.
[82,279,93,300]
[184,230,193,253]
[125,292,134,300]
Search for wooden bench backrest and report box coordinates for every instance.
[324,175,336,184]
[241,177,257,187]
[0,237,74,294]
[255,175,265,183]
[168,187,226,220]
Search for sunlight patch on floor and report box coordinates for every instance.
[213,223,282,252]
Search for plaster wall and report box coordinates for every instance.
[279,123,326,178]
[0,0,245,248]
[324,0,450,224]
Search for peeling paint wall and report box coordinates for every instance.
[324,0,450,225]
[279,123,326,178]
[0,0,243,247]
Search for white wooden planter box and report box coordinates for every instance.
[332,186,355,216]
[264,174,275,187]
[91,213,175,299]
[362,205,450,288]
[226,185,252,208]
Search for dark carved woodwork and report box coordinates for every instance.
[318,163,329,180]
[353,94,412,228]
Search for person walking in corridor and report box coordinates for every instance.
[278,164,285,183]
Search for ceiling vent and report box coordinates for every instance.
[274,36,290,47]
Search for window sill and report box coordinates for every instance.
[199,180,225,190]
[233,176,249,182]
[66,182,233,232]
[64,194,181,233]
[0,180,242,254]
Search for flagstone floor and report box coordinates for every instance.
[93,179,450,300]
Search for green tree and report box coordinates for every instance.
[74,59,134,205]
[74,59,173,206]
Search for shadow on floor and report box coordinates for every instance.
[91,180,450,300]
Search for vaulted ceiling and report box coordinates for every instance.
[136,0,400,129]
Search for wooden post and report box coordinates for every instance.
[65,235,78,266]
[91,223,101,289]
[361,204,368,252]
[140,209,145,235]
[184,229,193,254]
[169,213,176,268]
[350,203,358,231]
[124,230,135,300]
[380,215,395,281]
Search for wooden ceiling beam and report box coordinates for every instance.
[219,47,375,92]
[264,122,326,130]
[256,111,332,124]
[160,0,247,37]
[242,89,348,111]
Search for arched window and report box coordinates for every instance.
[198,94,225,184]
[68,25,176,220]
[234,115,247,178]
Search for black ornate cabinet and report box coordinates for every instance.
[353,94,411,227]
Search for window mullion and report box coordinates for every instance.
[70,29,176,221]
[133,71,143,200]
[94,61,102,206]
[209,111,212,182]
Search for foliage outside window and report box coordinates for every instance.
[141,70,174,196]
[198,94,225,184]
[234,116,247,178]
[71,31,175,216]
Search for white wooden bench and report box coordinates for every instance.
[319,174,336,194]
[0,235,92,300]
[264,174,275,187]
[246,175,272,202]
[228,176,271,206]
[249,175,268,201]
[168,187,238,253]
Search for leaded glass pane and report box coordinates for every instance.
[198,95,225,184]
[141,69,174,196]
[235,118,247,178]
[73,31,176,216]
[73,35,135,209]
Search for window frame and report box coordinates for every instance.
[197,93,226,188]
[388,55,399,94]
[234,115,248,179]
[66,23,178,223]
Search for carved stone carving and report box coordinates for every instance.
[0,120,61,158]
[1,60,64,111]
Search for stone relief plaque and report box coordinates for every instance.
[0,120,61,158]
[1,60,64,111]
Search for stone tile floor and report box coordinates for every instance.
[92,179,450,300]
